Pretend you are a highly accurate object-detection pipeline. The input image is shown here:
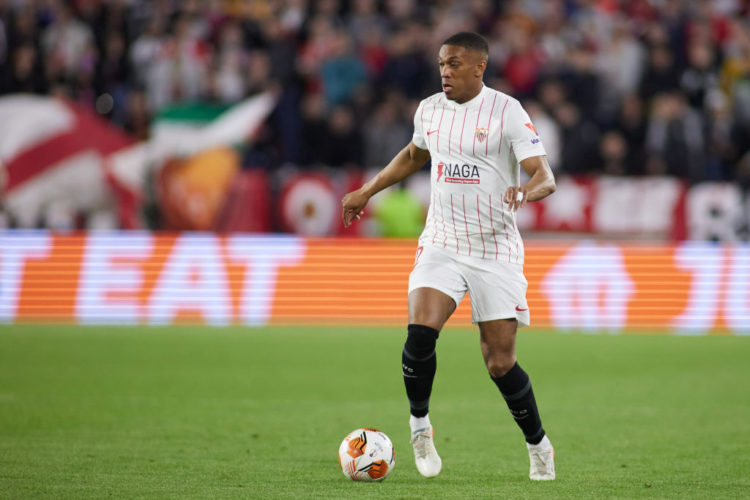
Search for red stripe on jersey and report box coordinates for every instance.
[420,102,426,135]
[462,194,471,256]
[440,191,447,248]
[448,108,456,154]
[436,104,445,152]
[485,93,497,155]
[498,98,510,154]
[459,108,468,154]
[476,194,485,258]
[450,193,459,254]
[489,194,499,259]
[427,101,438,148]
[512,210,520,264]
[472,98,485,155]
[500,199,511,262]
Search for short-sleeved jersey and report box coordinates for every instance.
[412,85,546,265]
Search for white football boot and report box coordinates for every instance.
[527,434,555,480]
[410,426,442,477]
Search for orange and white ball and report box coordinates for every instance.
[338,428,395,481]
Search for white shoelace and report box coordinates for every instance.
[529,448,554,475]
[411,430,432,459]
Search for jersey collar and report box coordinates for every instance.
[446,84,487,109]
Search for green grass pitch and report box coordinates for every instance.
[1,325,749,499]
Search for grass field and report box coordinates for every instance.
[1,325,749,499]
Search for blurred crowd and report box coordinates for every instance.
[2,0,750,184]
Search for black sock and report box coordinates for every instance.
[491,363,545,444]
[402,324,439,418]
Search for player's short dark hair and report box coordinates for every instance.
[442,32,489,58]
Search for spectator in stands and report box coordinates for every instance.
[381,27,432,99]
[500,15,544,98]
[560,45,602,122]
[1,43,46,94]
[639,44,681,103]
[614,93,648,175]
[95,31,130,120]
[646,91,706,181]
[596,18,645,122]
[129,16,165,90]
[363,92,412,168]
[210,20,247,104]
[41,1,94,80]
[358,24,389,79]
[556,101,601,175]
[680,40,720,112]
[320,105,363,167]
[319,30,367,107]
[299,92,328,166]
[348,0,389,45]
[122,89,150,141]
[598,131,630,176]
[145,14,209,110]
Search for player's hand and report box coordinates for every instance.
[341,189,369,228]
[504,186,527,212]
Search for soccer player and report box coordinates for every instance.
[341,31,557,480]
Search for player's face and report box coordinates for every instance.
[438,44,486,104]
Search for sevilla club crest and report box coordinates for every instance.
[475,127,489,143]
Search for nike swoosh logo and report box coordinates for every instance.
[426,130,439,135]
[515,306,528,312]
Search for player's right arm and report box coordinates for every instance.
[341,141,430,228]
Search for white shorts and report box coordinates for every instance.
[408,245,530,326]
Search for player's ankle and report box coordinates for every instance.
[410,414,431,433]
[527,434,551,449]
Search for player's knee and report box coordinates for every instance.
[403,324,439,361]
[408,309,447,332]
[485,353,515,378]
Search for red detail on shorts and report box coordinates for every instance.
[515,306,528,312]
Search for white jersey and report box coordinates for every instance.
[412,85,546,265]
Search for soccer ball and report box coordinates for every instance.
[338,428,395,481]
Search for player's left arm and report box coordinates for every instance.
[503,155,556,212]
